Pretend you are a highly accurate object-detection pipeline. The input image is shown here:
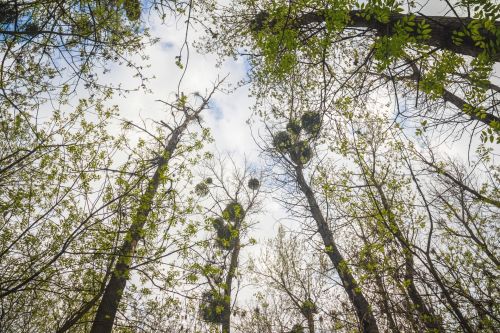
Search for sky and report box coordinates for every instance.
[95,7,289,294]
[102,12,258,156]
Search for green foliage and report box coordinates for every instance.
[300,112,321,136]
[252,5,300,79]
[0,0,150,113]
[200,290,227,323]
[248,178,261,190]
[421,52,464,98]
[223,202,245,222]
[373,15,432,70]
[300,299,318,315]
[195,182,210,197]
[273,131,293,152]
[357,0,402,23]
[0,98,124,330]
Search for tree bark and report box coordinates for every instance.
[407,62,500,128]
[295,166,379,333]
[90,119,192,333]
[371,182,443,332]
[306,312,315,333]
[294,11,500,61]
[221,235,241,333]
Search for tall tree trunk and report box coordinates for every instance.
[359,236,399,333]
[371,181,443,333]
[306,312,315,333]
[221,237,241,333]
[294,11,500,60]
[403,252,443,332]
[294,166,379,333]
[90,120,191,333]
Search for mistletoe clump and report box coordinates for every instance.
[273,131,293,152]
[273,118,314,165]
[195,182,209,197]
[211,218,231,240]
[300,299,318,316]
[289,140,312,165]
[200,291,226,323]
[223,202,245,222]
[211,217,234,250]
[287,119,302,137]
[301,112,321,136]
[248,178,260,190]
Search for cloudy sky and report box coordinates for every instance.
[103,11,257,154]
[96,7,288,267]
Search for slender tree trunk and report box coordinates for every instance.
[371,182,443,332]
[400,291,421,332]
[295,166,379,333]
[90,122,189,333]
[357,229,398,332]
[373,274,399,333]
[403,252,443,332]
[221,207,248,333]
[364,248,399,333]
[306,312,315,333]
[221,237,241,333]
[422,252,474,333]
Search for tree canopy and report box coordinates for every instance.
[0,0,498,332]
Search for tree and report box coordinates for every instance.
[0,99,126,331]
[314,107,499,331]
[2,0,499,331]
[250,226,335,333]
[185,155,263,333]
[90,86,219,333]
[261,102,380,332]
[0,0,153,111]
[203,0,500,143]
